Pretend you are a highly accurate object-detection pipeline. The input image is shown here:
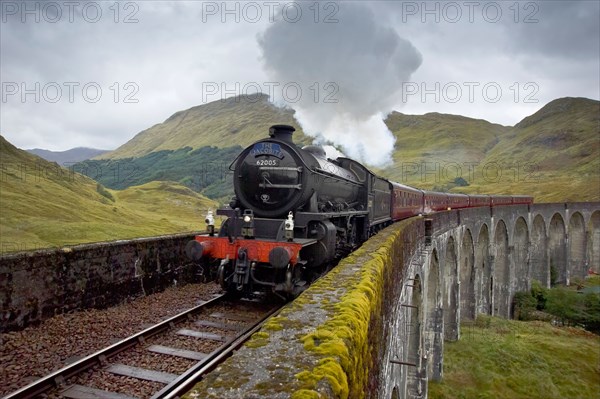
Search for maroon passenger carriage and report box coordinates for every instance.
[468,194,491,207]
[423,191,449,213]
[390,182,424,220]
[186,125,533,299]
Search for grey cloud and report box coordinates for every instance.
[372,0,599,60]
[506,1,600,60]
[0,1,269,150]
[0,1,598,152]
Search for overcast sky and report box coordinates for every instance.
[1,0,598,158]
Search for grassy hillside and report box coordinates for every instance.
[93,95,598,203]
[383,112,508,190]
[461,97,600,202]
[96,94,313,160]
[382,97,599,202]
[0,136,218,253]
[429,316,600,399]
[75,145,241,203]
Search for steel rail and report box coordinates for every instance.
[2,293,228,399]
[155,304,282,399]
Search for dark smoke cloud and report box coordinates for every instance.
[258,2,422,166]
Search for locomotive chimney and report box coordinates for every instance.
[269,124,295,143]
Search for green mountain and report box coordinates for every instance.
[96,94,312,160]
[84,95,599,204]
[0,136,218,253]
[382,97,599,202]
[473,97,600,201]
[383,112,508,189]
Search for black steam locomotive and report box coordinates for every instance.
[185,125,532,298]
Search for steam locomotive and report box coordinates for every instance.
[185,125,533,298]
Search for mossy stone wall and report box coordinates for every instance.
[184,219,421,398]
[0,233,202,332]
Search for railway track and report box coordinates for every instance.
[3,294,281,399]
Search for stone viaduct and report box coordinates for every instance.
[383,202,600,399]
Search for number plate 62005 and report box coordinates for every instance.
[256,159,278,166]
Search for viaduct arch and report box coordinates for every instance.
[382,202,600,396]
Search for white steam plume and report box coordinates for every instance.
[258,2,422,166]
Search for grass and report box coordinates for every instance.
[0,136,219,253]
[428,316,600,399]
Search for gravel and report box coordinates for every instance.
[68,369,165,399]
[0,283,222,397]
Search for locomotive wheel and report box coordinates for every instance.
[217,262,227,290]
[285,267,293,294]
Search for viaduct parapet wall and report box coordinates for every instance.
[0,233,202,332]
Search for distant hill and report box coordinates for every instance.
[467,97,599,201]
[27,147,109,165]
[96,93,313,160]
[381,97,599,202]
[90,95,598,203]
[0,136,218,253]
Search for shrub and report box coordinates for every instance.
[96,183,115,202]
[530,280,548,310]
[453,177,469,186]
[545,287,580,326]
[581,293,600,334]
[514,281,599,334]
[513,291,538,320]
[544,288,600,333]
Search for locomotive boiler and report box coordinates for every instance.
[232,124,361,218]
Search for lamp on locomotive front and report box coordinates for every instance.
[242,209,255,238]
[285,211,294,241]
[205,209,215,236]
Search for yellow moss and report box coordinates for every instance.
[301,331,350,370]
[291,390,321,399]
[246,331,270,348]
[292,219,414,398]
[264,315,286,331]
[253,331,269,339]
[296,358,349,398]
